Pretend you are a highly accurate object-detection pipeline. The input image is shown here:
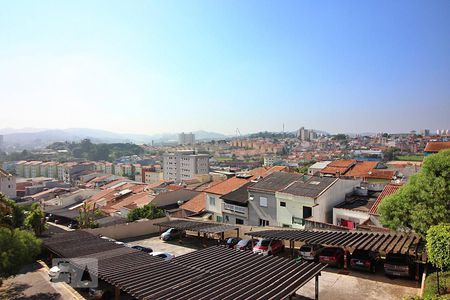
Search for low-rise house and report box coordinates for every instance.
[276,176,360,228]
[320,159,356,177]
[332,189,380,229]
[180,192,206,217]
[423,141,450,156]
[204,177,249,222]
[308,161,331,175]
[220,182,254,225]
[247,172,303,226]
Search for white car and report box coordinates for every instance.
[298,244,324,261]
[48,263,72,282]
[150,252,175,261]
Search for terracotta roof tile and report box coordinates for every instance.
[204,177,249,196]
[345,161,379,178]
[180,192,206,213]
[424,141,450,153]
[369,184,402,215]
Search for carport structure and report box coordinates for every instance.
[44,230,327,300]
[247,229,427,273]
[155,219,240,240]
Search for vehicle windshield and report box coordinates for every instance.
[237,239,249,246]
[321,248,338,255]
[386,255,408,264]
[300,246,312,252]
[257,240,270,246]
[156,254,166,258]
[352,250,370,258]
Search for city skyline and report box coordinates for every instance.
[1,1,449,135]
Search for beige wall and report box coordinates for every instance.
[86,216,169,240]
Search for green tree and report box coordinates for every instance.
[0,228,42,282]
[427,224,450,295]
[127,204,165,222]
[24,203,48,236]
[0,194,25,228]
[379,149,450,237]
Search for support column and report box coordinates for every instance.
[115,286,120,300]
[315,273,320,300]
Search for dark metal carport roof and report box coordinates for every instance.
[247,229,426,262]
[44,231,326,300]
[155,219,239,234]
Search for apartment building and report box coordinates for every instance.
[178,132,195,145]
[0,168,16,198]
[163,150,209,181]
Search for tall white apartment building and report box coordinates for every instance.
[178,132,195,145]
[163,150,209,181]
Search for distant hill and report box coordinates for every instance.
[0,127,230,150]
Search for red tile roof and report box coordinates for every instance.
[369,184,402,215]
[320,159,356,175]
[344,161,379,178]
[204,177,249,196]
[180,192,206,214]
[424,141,450,153]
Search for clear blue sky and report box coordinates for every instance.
[1,0,449,135]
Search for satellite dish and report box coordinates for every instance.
[177,200,184,206]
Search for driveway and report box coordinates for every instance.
[0,262,82,300]
[296,270,420,300]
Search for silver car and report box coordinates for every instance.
[298,244,324,261]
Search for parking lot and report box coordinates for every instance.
[120,233,420,300]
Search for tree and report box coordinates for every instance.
[0,228,42,282]
[379,149,450,237]
[426,224,450,295]
[24,203,48,236]
[0,194,25,228]
[77,202,102,229]
[127,204,165,222]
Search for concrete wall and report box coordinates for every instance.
[86,216,169,240]
[247,191,277,226]
[205,192,223,222]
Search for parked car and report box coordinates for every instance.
[298,244,324,261]
[67,221,79,229]
[150,252,175,261]
[48,262,75,283]
[226,237,241,249]
[131,245,153,253]
[319,247,345,267]
[235,239,258,251]
[89,288,113,300]
[384,253,415,278]
[350,249,380,273]
[160,228,185,241]
[253,239,285,256]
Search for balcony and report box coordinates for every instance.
[222,203,248,217]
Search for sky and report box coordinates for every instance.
[0,0,449,135]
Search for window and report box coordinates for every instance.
[259,219,269,226]
[236,218,244,225]
[209,196,216,206]
[303,206,312,219]
[225,215,229,222]
[216,216,223,222]
[280,201,286,207]
[259,197,268,207]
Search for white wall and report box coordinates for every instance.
[204,192,223,221]
[333,208,370,227]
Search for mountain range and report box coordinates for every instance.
[0,128,231,149]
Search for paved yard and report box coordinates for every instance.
[0,262,81,300]
[121,233,219,257]
[296,269,419,300]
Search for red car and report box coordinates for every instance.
[319,247,345,267]
[253,239,285,256]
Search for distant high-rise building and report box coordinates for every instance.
[0,135,3,150]
[297,127,314,141]
[420,129,430,137]
[163,150,209,181]
[178,132,195,145]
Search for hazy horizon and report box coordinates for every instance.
[1,1,449,135]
